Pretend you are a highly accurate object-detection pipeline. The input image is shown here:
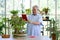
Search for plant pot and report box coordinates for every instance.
[13,33,26,37]
[45,11,48,15]
[2,35,10,38]
[51,33,56,40]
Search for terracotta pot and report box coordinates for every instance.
[45,11,48,15]
[51,33,56,40]
[2,35,10,38]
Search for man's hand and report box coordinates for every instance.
[22,19,28,22]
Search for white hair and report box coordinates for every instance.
[33,5,39,10]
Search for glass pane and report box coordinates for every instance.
[23,0,30,9]
[57,0,60,40]
[40,0,47,10]
[48,0,55,19]
[6,0,13,18]
[31,0,39,7]
[57,0,60,14]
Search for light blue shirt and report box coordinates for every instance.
[27,13,43,37]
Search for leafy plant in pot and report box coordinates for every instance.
[46,18,59,40]
[2,18,10,38]
[10,10,26,35]
[42,7,49,15]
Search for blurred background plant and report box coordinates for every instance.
[25,8,31,15]
[46,18,59,40]
[42,7,49,15]
[0,22,5,35]
[0,17,9,36]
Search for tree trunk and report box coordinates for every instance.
[14,28,19,34]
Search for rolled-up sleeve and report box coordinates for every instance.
[39,15,43,23]
[38,15,43,26]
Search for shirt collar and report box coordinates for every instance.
[32,13,38,16]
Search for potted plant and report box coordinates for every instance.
[42,7,49,15]
[10,10,19,34]
[2,18,10,38]
[46,18,59,40]
[10,10,26,37]
[25,8,31,15]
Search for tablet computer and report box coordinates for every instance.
[22,14,28,21]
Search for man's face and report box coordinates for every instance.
[32,7,37,15]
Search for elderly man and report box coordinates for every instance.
[26,5,43,38]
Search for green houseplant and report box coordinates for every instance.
[2,18,10,38]
[0,22,5,35]
[10,10,19,34]
[46,18,59,40]
[42,7,49,15]
[25,8,31,15]
[10,10,26,34]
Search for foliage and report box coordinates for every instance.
[10,10,26,34]
[10,10,18,15]
[42,7,49,14]
[46,18,59,37]
[1,18,10,35]
[25,8,31,15]
[10,16,26,33]
[0,22,5,35]
[2,18,9,22]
